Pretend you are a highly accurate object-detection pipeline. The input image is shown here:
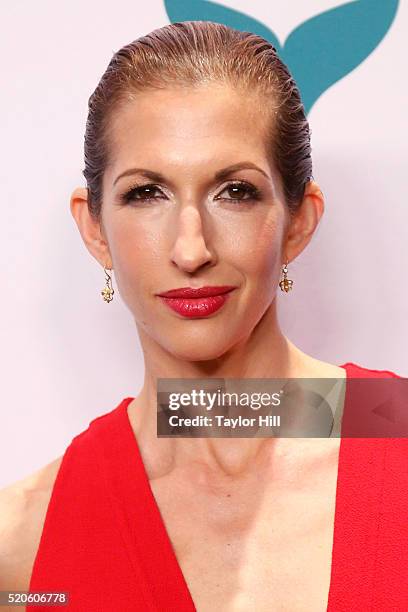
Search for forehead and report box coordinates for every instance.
[105,84,274,183]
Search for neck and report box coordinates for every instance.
[128,302,328,480]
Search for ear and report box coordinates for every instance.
[282,180,324,263]
[70,187,113,269]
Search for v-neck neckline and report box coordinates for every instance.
[108,363,384,611]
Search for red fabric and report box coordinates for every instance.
[28,363,407,611]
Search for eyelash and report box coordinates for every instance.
[120,180,262,205]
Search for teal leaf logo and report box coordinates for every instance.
[163,0,399,114]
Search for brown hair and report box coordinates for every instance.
[83,20,312,221]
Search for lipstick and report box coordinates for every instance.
[156,286,236,318]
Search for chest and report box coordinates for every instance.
[150,449,340,612]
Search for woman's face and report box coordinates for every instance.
[99,83,291,360]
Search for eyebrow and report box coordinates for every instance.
[112,161,270,187]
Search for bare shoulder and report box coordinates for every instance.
[0,456,63,593]
[308,359,347,379]
[285,340,347,379]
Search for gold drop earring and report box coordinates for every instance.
[101,266,115,303]
[279,261,294,293]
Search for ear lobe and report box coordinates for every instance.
[69,186,112,269]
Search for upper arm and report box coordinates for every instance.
[0,457,63,592]
[0,482,32,591]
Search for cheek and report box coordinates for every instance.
[106,204,284,307]
[221,210,284,279]
[105,218,162,309]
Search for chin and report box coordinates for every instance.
[160,333,235,363]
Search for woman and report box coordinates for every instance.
[0,21,405,612]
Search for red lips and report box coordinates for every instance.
[156,286,236,298]
[156,286,237,317]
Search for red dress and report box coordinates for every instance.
[28,363,407,611]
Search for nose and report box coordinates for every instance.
[170,204,215,273]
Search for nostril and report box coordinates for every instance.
[170,236,214,273]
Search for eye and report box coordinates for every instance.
[121,183,164,204]
[215,181,262,203]
[119,180,262,205]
